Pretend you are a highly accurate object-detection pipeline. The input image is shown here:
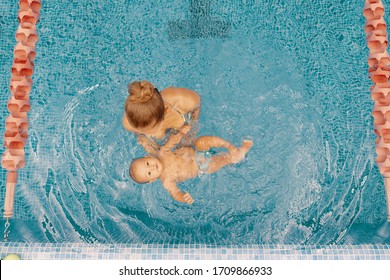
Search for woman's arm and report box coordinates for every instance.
[137,135,159,156]
[159,125,190,155]
[191,106,200,121]
[123,114,159,155]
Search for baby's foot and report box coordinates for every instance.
[230,140,253,163]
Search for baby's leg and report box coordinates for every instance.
[229,140,253,163]
[206,154,234,174]
[206,140,253,174]
[195,136,235,152]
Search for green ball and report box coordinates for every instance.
[2,253,21,260]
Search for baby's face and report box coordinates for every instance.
[132,157,163,183]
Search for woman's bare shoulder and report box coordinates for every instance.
[161,87,200,112]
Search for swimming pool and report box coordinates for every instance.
[1,0,390,258]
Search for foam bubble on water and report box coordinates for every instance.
[274,220,313,244]
[77,84,100,95]
[319,212,333,226]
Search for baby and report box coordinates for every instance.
[129,125,253,204]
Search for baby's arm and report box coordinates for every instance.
[161,179,194,204]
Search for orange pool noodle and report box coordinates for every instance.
[8,96,31,114]
[11,60,34,77]
[14,42,36,62]
[16,25,38,45]
[365,0,390,221]
[10,76,32,99]
[19,0,42,12]
[18,9,40,28]
[1,0,41,219]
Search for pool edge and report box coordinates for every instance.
[0,243,389,260]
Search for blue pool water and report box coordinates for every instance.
[0,0,390,245]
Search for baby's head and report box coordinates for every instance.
[129,156,163,184]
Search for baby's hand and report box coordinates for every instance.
[179,125,190,135]
[183,192,194,204]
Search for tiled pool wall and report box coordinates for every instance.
[0,243,389,260]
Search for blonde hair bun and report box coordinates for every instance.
[124,80,165,128]
[128,80,155,103]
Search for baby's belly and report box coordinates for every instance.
[176,157,198,181]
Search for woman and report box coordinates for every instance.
[122,80,201,155]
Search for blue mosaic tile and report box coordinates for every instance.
[0,243,389,260]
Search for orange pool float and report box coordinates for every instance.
[364,0,390,221]
[1,0,41,219]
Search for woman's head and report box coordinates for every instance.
[125,80,165,130]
